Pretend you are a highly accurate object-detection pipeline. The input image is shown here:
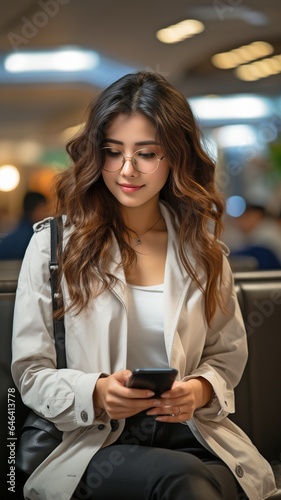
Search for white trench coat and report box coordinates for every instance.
[12,204,276,500]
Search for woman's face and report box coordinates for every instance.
[101,113,170,210]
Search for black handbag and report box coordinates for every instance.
[15,216,66,479]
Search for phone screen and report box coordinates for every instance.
[126,368,178,396]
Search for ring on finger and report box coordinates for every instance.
[171,406,181,417]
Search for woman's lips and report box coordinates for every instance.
[118,183,144,193]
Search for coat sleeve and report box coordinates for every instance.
[11,222,107,431]
[183,254,248,422]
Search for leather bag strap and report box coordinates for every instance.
[49,216,66,369]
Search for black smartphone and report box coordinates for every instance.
[126,368,178,397]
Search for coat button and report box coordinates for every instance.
[98,424,105,430]
[110,420,119,431]
[235,465,244,478]
[80,410,88,422]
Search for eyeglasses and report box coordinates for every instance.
[100,147,165,174]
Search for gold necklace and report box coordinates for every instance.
[128,214,162,245]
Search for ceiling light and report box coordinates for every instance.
[0,165,20,192]
[235,64,261,81]
[216,125,257,148]
[156,19,204,44]
[212,51,241,69]
[4,48,100,73]
[212,41,273,69]
[190,95,271,121]
[246,41,273,59]
[267,56,281,72]
[235,54,281,81]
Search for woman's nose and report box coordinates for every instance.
[120,157,138,175]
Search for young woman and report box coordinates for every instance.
[12,71,276,500]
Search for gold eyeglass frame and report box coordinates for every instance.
[100,147,165,174]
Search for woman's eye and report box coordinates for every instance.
[138,151,156,160]
[106,149,122,157]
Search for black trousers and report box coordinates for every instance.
[72,413,246,500]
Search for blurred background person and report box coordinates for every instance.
[0,206,15,239]
[0,191,49,260]
[228,204,281,270]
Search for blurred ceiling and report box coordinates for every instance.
[0,0,281,148]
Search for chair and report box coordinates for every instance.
[232,270,281,498]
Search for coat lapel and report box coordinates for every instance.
[160,204,195,368]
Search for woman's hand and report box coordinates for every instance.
[93,370,162,420]
[146,377,213,422]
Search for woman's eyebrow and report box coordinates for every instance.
[103,138,161,146]
[103,138,122,145]
[135,140,161,146]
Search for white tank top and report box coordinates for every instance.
[126,283,169,370]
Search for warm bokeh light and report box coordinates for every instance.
[0,164,20,192]
[235,54,281,81]
[28,168,58,199]
[212,41,274,69]
[156,19,204,44]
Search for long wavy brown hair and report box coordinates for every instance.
[53,71,225,325]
